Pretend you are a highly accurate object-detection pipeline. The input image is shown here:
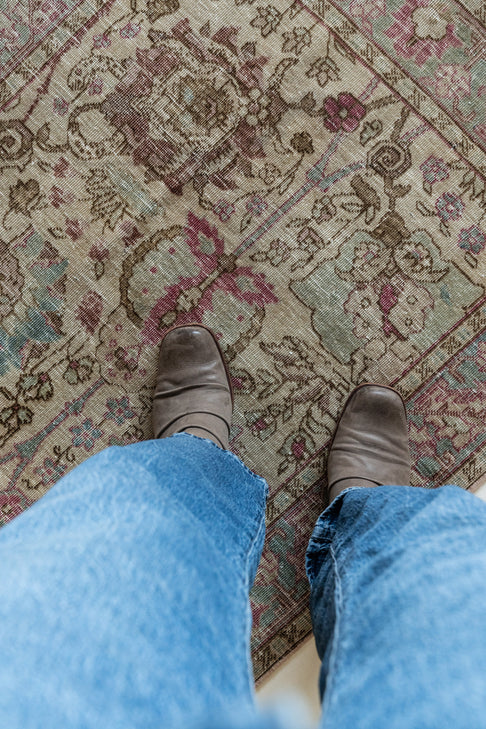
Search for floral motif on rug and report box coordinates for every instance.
[0,0,485,679]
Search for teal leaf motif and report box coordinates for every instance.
[416,456,441,478]
[17,407,33,424]
[0,407,14,424]
[0,231,67,375]
[0,309,61,374]
[38,378,54,401]
[29,260,68,286]
[440,286,452,305]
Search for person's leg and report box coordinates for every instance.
[0,325,282,729]
[307,485,486,729]
[0,434,268,729]
[307,385,486,729]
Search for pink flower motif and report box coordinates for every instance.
[458,226,485,255]
[249,415,271,435]
[75,291,103,334]
[379,282,399,336]
[428,64,471,100]
[349,0,386,32]
[435,192,464,222]
[291,436,306,459]
[87,77,103,95]
[53,97,68,116]
[382,277,433,339]
[65,218,83,241]
[104,396,135,425]
[70,419,103,451]
[40,0,67,21]
[120,22,141,38]
[120,220,142,247]
[93,33,110,48]
[344,276,433,341]
[53,157,70,177]
[420,156,449,186]
[88,242,109,262]
[323,93,366,133]
[213,199,235,222]
[49,186,63,208]
[49,185,75,208]
[0,27,17,49]
[385,0,461,65]
[0,491,25,523]
[246,195,268,216]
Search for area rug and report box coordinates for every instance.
[1,0,485,681]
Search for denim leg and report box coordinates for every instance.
[306,485,486,729]
[0,433,269,729]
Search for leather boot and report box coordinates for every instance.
[152,324,233,449]
[327,384,411,503]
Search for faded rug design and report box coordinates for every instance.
[1,0,486,680]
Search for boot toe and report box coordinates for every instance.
[328,384,411,499]
[152,325,233,447]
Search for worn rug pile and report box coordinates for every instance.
[1,0,485,680]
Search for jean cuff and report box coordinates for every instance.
[305,486,362,587]
[170,431,269,501]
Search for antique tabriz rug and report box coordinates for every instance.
[1,0,486,680]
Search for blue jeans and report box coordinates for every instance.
[0,434,485,728]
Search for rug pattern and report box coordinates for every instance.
[1,0,485,679]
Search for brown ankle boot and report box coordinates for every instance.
[152,324,233,449]
[327,384,411,503]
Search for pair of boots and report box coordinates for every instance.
[152,325,410,501]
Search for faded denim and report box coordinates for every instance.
[306,484,486,729]
[0,435,485,729]
[0,434,269,729]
